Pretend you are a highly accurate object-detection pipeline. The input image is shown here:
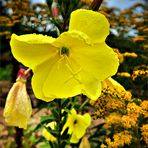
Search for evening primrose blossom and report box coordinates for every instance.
[3,69,32,129]
[62,108,91,143]
[10,9,119,101]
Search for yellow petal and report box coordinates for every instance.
[10,34,57,69]
[79,70,101,100]
[102,77,126,93]
[62,108,77,134]
[42,121,57,141]
[82,113,91,127]
[70,133,80,143]
[69,9,110,43]
[3,81,32,129]
[31,53,60,102]
[75,114,91,139]
[43,57,81,98]
[42,128,56,141]
[52,30,91,49]
[72,42,119,81]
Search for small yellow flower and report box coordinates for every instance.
[62,108,91,143]
[3,69,32,129]
[42,122,56,142]
[100,144,107,148]
[10,9,119,101]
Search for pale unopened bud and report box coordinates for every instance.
[3,69,32,129]
[79,136,90,148]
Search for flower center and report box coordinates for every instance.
[60,47,69,56]
[73,119,77,125]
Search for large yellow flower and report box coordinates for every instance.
[62,108,91,143]
[10,9,119,101]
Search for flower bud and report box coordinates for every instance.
[51,0,59,18]
[42,122,57,141]
[3,69,32,129]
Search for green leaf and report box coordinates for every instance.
[41,115,56,124]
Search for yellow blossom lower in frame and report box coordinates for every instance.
[62,108,91,143]
[42,122,57,142]
[3,77,32,129]
[10,9,119,102]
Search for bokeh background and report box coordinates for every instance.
[0,0,147,147]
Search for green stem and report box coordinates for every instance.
[79,98,89,111]
[57,99,62,148]
[15,127,23,148]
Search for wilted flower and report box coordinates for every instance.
[3,69,32,129]
[62,108,91,143]
[10,9,119,102]
[79,136,90,148]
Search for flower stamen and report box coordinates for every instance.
[74,119,77,125]
[60,47,69,56]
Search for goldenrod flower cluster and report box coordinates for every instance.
[117,72,131,78]
[90,77,148,147]
[140,100,148,118]
[113,48,124,64]
[123,52,138,58]
[141,124,148,145]
[127,103,141,118]
[90,78,132,118]
[132,69,148,80]
[101,131,132,148]
[132,36,145,42]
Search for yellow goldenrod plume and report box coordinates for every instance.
[3,68,32,129]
